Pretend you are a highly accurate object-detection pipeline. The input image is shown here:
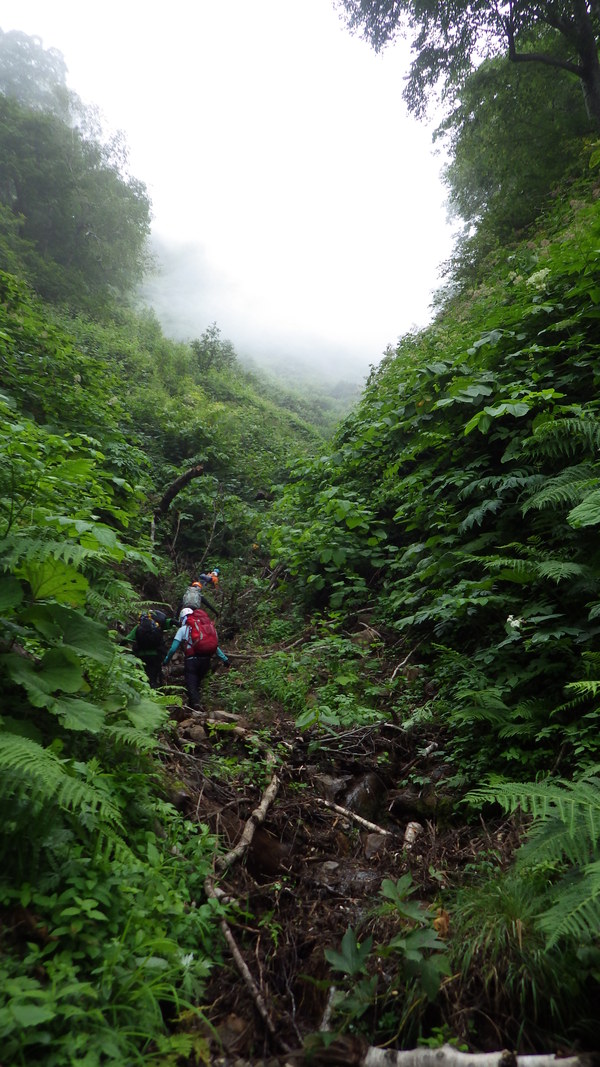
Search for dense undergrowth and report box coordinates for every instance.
[267,170,600,780]
[0,264,327,1062]
[2,25,600,1060]
[260,168,600,1050]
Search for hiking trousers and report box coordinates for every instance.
[138,650,163,689]
[183,654,212,709]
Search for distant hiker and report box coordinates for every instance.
[180,570,219,615]
[126,608,174,689]
[163,607,220,709]
[199,568,220,588]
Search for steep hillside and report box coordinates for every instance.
[0,268,328,1064]
[268,167,600,780]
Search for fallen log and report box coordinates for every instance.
[154,463,204,517]
[362,1046,590,1067]
[307,1038,592,1067]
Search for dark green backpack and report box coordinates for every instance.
[136,609,167,650]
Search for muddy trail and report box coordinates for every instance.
[157,653,520,1065]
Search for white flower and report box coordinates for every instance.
[526,268,550,289]
[506,615,524,629]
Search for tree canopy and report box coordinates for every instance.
[0,32,152,311]
[0,28,69,117]
[434,44,592,287]
[336,1,600,126]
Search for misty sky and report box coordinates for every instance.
[1,0,455,382]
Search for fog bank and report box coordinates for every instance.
[139,234,427,388]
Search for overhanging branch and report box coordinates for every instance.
[509,48,583,76]
[151,463,204,543]
[504,14,582,77]
[154,463,204,518]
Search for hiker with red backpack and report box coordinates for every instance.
[162,606,221,709]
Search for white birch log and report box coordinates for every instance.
[363,1045,587,1067]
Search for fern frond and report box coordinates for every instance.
[468,773,600,949]
[104,724,158,751]
[478,554,536,579]
[497,700,544,740]
[1,533,74,569]
[568,489,600,529]
[518,810,597,869]
[0,734,123,828]
[459,470,540,501]
[459,497,503,532]
[479,552,588,586]
[86,577,137,615]
[537,861,600,946]
[521,466,596,515]
[526,417,600,459]
[563,679,600,699]
[467,773,600,835]
[535,560,586,583]
[451,688,510,726]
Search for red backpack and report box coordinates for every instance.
[184,609,218,656]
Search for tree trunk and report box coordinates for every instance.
[573,0,600,129]
[154,463,204,518]
[150,463,204,543]
[507,0,600,131]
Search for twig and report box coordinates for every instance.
[205,879,284,1045]
[393,740,438,785]
[227,631,311,660]
[356,621,383,639]
[203,763,290,1052]
[215,765,280,872]
[320,985,337,1031]
[390,645,420,680]
[315,797,393,837]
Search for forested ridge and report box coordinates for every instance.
[2,13,600,1066]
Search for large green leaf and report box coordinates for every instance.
[18,559,89,605]
[51,696,105,732]
[1,647,85,707]
[1,654,54,708]
[32,604,114,664]
[324,927,373,976]
[39,647,86,693]
[124,696,167,732]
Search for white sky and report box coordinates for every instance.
[1,0,454,382]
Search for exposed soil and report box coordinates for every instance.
[158,657,522,1066]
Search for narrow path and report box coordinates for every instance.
[158,674,519,1063]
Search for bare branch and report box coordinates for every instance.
[315,796,394,836]
[202,763,289,1051]
[154,463,204,518]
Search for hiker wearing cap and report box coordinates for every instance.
[180,573,218,615]
[163,607,219,709]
